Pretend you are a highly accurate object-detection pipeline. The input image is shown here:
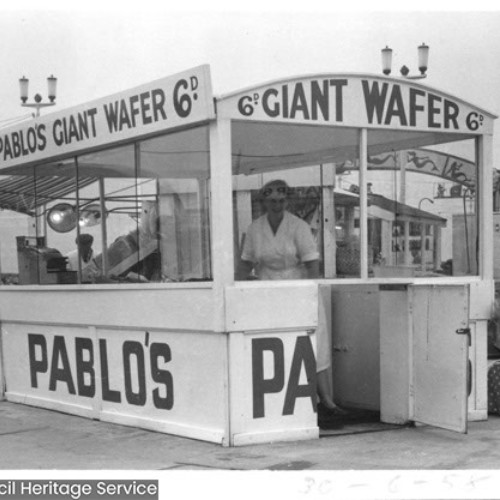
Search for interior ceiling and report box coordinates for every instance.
[231,120,473,175]
[0,175,98,216]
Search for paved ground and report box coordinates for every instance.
[2,400,500,471]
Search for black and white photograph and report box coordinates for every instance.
[1,3,500,499]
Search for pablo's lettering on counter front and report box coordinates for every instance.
[26,331,316,419]
[28,333,174,410]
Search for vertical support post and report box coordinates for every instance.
[199,178,211,279]
[404,221,411,266]
[420,223,426,272]
[235,190,252,267]
[382,219,393,266]
[227,330,245,446]
[35,203,46,284]
[359,128,368,279]
[75,158,82,283]
[478,135,493,280]
[99,178,108,277]
[399,150,406,204]
[434,225,442,271]
[209,118,234,446]
[322,163,336,278]
[209,118,234,332]
[36,205,47,240]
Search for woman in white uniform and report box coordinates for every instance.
[237,179,345,417]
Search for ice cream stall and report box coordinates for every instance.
[0,65,496,446]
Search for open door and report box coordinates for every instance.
[410,284,470,433]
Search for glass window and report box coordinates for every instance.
[232,121,360,280]
[77,145,138,283]
[366,133,478,278]
[334,162,361,278]
[0,170,37,285]
[232,120,479,281]
[0,126,212,285]
[0,160,85,285]
[38,159,80,284]
[139,127,211,282]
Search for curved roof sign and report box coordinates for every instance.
[217,73,496,135]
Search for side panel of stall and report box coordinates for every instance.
[0,286,230,444]
[225,282,319,446]
[468,280,492,421]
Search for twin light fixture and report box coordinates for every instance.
[381,43,430,79]
[47,203,104,233]
[19,75,57,117]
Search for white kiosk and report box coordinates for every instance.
[0,65,496,446]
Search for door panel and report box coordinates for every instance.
[411,284,469,433]
[331,285,380,410]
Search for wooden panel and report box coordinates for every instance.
[412,284,469,433]
[226,283,317,332]
[1,322,228,444]
[380,288,410,423]
[0,286,217,332]
[330,284,380,410]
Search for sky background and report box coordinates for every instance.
[1,6,500,159]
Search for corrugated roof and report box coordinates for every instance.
[369,193,447,225]
[0,175,98,216]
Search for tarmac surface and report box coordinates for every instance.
[2,400,500,471]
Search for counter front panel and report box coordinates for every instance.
[1,321,229,444]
